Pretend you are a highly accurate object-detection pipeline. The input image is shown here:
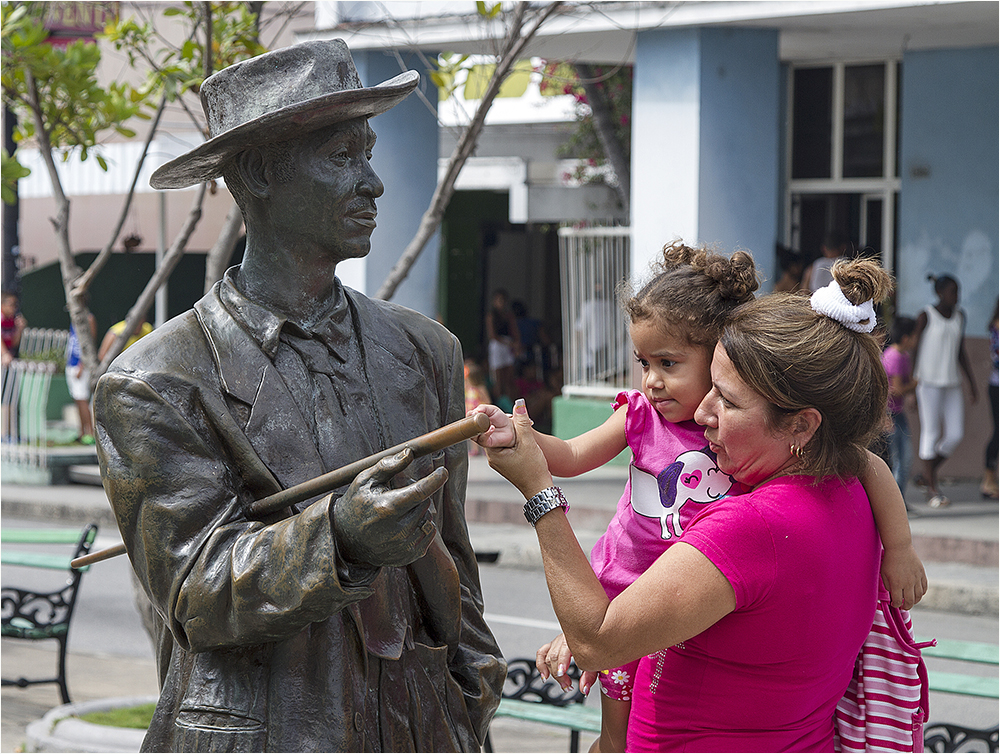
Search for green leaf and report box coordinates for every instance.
[96,153,108,171]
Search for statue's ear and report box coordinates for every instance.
[236,147,269,199]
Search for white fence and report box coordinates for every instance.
[558,226,632,398]
[1,329,69,467]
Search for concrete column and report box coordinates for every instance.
[631,27,780,284]
[351,50,441,317]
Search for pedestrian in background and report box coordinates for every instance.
[65,300,98,445]
[882,316,919,496]
[982,299,999,499]
[912,274,978,508]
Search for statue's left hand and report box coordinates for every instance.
[332,448,448,568]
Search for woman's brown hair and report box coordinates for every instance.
[719,258,893,479]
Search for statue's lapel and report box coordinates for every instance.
[345,288,427,448]
[195,289,325,493]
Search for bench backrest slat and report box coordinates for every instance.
[926,670,1000,699]
[917,637,999,665]
[1,551,75,570]
[2,529,86,545]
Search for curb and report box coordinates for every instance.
[25,696,155,753]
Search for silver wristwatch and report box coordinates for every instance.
[523,486,569,527]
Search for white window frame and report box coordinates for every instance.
[784,59,901,272]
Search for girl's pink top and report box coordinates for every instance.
[589,390,739,699]
[627,475,880,752]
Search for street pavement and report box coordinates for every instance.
[2,456,997,752]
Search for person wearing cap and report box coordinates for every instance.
[93,40,504,752]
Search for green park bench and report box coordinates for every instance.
[484,657,600,753]
[919,636,999,752]
[1,524,99,704]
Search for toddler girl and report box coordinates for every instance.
[472,241,926,752]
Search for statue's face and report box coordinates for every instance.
[268,118,384,263]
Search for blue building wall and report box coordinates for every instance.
[632,27,779,285]
[897,46,999,337]
[353,50,441,318]
[698,27,780,278]
[632,26,701,275]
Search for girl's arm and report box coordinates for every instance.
[860,451,927,609]
[485,311,497,341]
[470,401,628,477]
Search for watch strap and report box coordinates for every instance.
[523,486,569,527]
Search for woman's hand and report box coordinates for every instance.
[880,544,928,609]
[484,399,553,501]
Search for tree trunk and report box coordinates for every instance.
[97,184,207,374]
[23,71,96,379]
[575,63,630,216]
[204,202,243,293]
[375,1,564,301]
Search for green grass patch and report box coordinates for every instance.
[76,702,156,729]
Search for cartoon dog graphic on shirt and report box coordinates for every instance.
[630,448,734,539]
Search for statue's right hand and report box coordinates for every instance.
[332,448,448,568]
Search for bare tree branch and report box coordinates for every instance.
[575,63,630,215]
[76,93,168,292]
[375,1,564,301]
[96,183,207,374]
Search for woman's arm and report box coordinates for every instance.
[488,402,735,672]
[860,451,927,609]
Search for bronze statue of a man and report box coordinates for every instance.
[94,39,505,752]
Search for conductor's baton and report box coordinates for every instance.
[71,413,491,570]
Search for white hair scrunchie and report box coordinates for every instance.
[809,280,877,333]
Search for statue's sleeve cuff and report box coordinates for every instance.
[334,550,380,589]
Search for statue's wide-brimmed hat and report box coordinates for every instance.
[150,39,419,189]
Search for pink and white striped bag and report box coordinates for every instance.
[834,588,935,753]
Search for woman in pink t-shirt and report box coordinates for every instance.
[485,259,891,752]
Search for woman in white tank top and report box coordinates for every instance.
[912,274,979,507]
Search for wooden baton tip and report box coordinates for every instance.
[71,542,126,569]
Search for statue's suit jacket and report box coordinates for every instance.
[94,278,505,752]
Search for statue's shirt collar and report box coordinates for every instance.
[219,269,351,360]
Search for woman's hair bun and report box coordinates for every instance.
[831,258,893,306]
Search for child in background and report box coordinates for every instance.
[464,358,492,455]
[472,242,927,753]
[882,317,918,495]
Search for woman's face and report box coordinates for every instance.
[695,343,798,488]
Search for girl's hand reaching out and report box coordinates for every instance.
[537,633,599,696]
[467,401,524,448]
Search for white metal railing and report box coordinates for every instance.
[1,359,56,468]
[2,328,69,467]
[18,327,70,367]
[558,226,631,398]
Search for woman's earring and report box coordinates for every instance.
[790,444,804,459]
